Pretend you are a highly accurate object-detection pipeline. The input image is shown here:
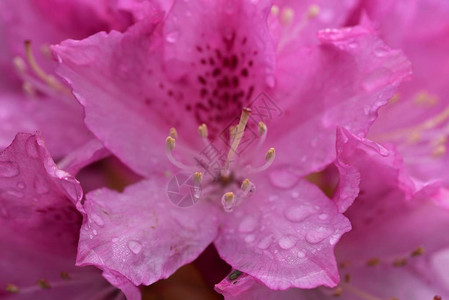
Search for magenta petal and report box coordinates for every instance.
[76,179,219,286]
[270,24,412,177]
[214,173,350,290]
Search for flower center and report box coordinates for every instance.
[165,108,275,212]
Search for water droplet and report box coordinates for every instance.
[278,236,296,250]
[238,216,258,233]
[269,167,299,189]
[257,235,272,250]
[3,190,24,199]
[26,137,39,158]
[305,227,333,244]
[284,206,315,222]
[297,250,306,258]
[17,182,25,189]
[34,176,49,195]
[374,46,389,57]
[92,229,97,235]
[90,213,105,227]
[165,31,179,43]
[89,234,93,239]
[245,234,256,243]
[128,240,142,254]
[291,191,299,199]
[112,237,119,242]
[0,161,19,178]
[268,195,279,202]
[318,214,328,220]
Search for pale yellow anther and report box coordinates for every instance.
[22,81,36,97]
[280,7,295,25]
[271,5,280,16]
[332,287,343,297]
[265,148,276,161]
[224,192,235,203]
[241,178,251,191]
[411,246,425,257]
[307,4,321,19]
[433,144,446,157]
[169,127,178,139]
[5,283,19,293]
[166,136,176,151]
[194,172,203,185]
[198,123,208,138]
[258,121,267,136]
[13,56,27,74]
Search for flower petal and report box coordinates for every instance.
[76,178,219,286]
[269,24,412,177]
[214,173,350,290]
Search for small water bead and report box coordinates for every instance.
[0,161,19,178]
[238,216,258,233]
[291,191,299,199]
[92,229,97,235]
[128,240,143,254]
[257,235,273,250]
[318,213,329,220]
[305,227,333,244]
[278,236,296,250]
[269,168,300,189]
[112,237,119,242]
[284,206,315,222]
[245,234,256,243]
[16,182,25,189]
[90,213,105,227]
[297,250,306,258]
[165,31,179,43]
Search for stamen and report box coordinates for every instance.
[366,257,380,266]
[60,272,70,280]
[250,148,276,173]
[221,192,236,212]
[37,279,51,289]
[392,258,407,267]
[198,124,208,139]
[13,56,27,74]
[344,274,351,283]
[280,7,295,25]
[411,246,425,257]
[165,136,194,170]
[225,108,251,169]
[5,283,19,293]
[258,121,267,136]
[169,127,178,139]
[307,4,321,19]
[193,172,203,201]
[332,287,343,297]
[24,40,66,91]
[22,81,36,97]
[229,125,237,145]
[241,178,256,197]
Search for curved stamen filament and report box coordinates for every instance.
[165,136,195,171]
[251,148,276,173]
[24,40,67,92]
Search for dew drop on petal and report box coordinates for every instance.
[17,182,25,189]
[318,213,328,220]
[297,250,306,258]
[165,31,179,43]
[269,168,299,189]
[128,240,142,254]
[245,234,256,243]
[257,235,272,250]
[284,206,315,222]
[238,216,258,233]
[92,229,97,235]
[305,227,333,244]
[291,191,299,199]
[0,161,19,178]
[278,236,296,250]
[112,237,119,243]
[90,213,105,227]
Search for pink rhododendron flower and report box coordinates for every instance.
[354,0,449,186]
[0,0,157,157]
[52,0,411,291]
[215,128,449,299]
[0,133,139,299]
